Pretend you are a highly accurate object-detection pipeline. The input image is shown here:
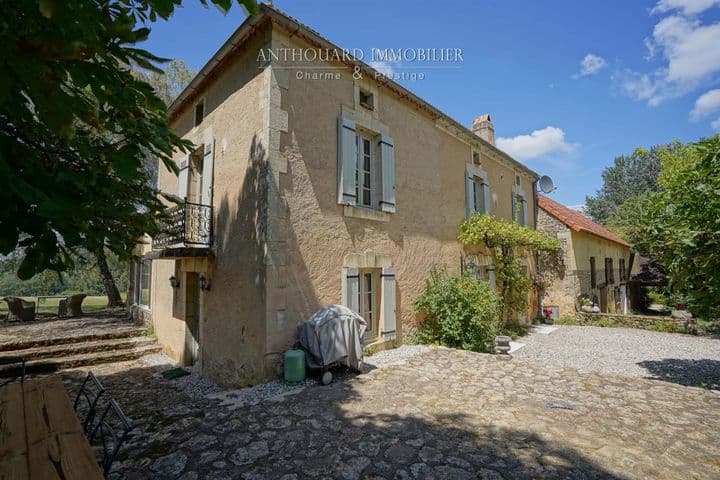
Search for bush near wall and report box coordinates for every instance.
[413,269,501,353]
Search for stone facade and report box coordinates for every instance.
[140,7,541,387]
[538,209,635,317]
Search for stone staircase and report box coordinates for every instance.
[0,318,162,376]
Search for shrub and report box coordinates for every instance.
[554,315,577,325]
[413,269,500,352]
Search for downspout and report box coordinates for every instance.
[533,180,542,319]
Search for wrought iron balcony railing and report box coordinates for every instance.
[152,202,213,250]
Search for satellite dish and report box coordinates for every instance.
[538,175,556,194]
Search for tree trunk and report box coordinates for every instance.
[94,248,124,307]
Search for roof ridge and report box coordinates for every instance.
[538,195,630,247]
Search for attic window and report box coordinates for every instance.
[359,89,374,110]
[472,151,481,165]
[194,100,205,127]
[515,174,521,186]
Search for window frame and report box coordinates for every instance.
[193,98,205,127]
[472,176,487,214]
[355,131,376,209]
[358,268,380,338]
[604,257,614,285]
[619,258,626,282]
[512,192,527,226]
[359,89,374,110]
[137,259,152,310]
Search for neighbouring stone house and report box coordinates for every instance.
[129,5,542,387]
[537,195,638,317]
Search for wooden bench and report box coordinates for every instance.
[0,377,103,479]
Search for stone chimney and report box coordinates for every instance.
[471,113,495,145]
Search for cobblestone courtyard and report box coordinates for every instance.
[59,346,720,480]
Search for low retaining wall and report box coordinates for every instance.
[575,312,692,333]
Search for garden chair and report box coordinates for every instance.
[59,293,87,317]
[2,297,36,322]
[89,398,135,478]
[74,372,106,437]
[0,357,26,386]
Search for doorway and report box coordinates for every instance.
[184,272,201,366]
[599,286,608,313]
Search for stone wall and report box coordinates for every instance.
[575,312,690,332]
[537,209,578,317]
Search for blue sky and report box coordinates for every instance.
[143,0,720,206]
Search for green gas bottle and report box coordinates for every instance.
[284,349,306,384]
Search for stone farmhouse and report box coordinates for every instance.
[129,5,543,386]
[537,195,638,318]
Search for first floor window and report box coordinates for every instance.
[138,259,152,308]
[590,257,596,288]
[472,177,486,214]
[512,193,526,225]
[604,257,614,285]
[359,269,380,337]
[619,258,626,281]
[356,134,374,208]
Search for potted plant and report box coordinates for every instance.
[542,308,554,324]
[580,296,593,313]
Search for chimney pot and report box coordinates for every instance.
[471,113,495,145]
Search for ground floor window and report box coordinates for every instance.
[137,259,152,309]
[359,268,380,337]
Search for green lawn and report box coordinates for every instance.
[0,294,126,317]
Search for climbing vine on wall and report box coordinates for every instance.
[458,214,560,322]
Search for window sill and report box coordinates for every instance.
[135,304,151,312]
[343,205,391,222]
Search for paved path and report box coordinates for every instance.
[513,325,720,390]
[60,346,720,480]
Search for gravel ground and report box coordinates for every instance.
[138,344,432,405]
[513,325,720,390]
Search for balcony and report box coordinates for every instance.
[151,202,213,258]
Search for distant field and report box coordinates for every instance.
[0,294,126,318]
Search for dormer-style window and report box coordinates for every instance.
[194,99,205,127]
[472,151,481,165]
[359,89,374,110]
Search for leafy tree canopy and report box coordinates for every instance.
[0,0,256,280]
[631,136,720,317]
[584,144,677,224]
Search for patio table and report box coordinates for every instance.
[34,295,69,315]
[0,377,103,479]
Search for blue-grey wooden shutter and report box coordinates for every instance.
[379,135,396,212]
[381,267,396,338]
[465,170,474,218]
[177,154,189,200]
[521,197,528,226]
[482,182,491,214]
[201,131,214,206]
[342,267,360,313]
[511,193,517,222]
[337,116,357,205]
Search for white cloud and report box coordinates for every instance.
[651,0,720,16]
[712,117,720,130]
[573,54,608,78]
[368,61,394,76]
[690,89,720,120]
[617,11,720,106]
[496,127,576,161]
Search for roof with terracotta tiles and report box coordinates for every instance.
[538,195,630,247]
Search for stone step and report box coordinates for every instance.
[0,343,162,377]
[0,325,146,352]
[0,336,156,362]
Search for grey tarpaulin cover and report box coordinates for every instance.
[298,305,367,371]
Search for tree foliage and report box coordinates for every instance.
[0,0,256,280]
[459,214,560,321]
[0,250,128,297]
[135,59,196,107]
[631,136,720,318]
[584,145,675,224]
[413,269,501,353]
